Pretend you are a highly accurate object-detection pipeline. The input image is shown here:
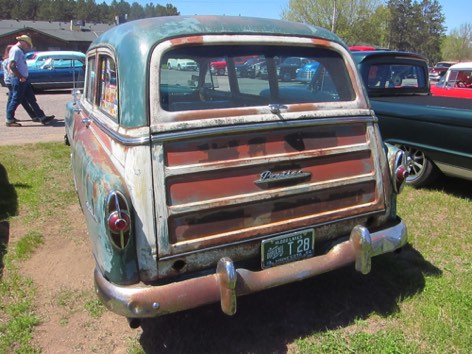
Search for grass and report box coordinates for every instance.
[0,143,75,353]
[1,143,471,353]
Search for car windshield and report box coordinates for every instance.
[160,45,355,112]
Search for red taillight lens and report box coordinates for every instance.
[108,211,130,233]
[106,191,132,250]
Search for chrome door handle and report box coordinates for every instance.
[82,117,91,128]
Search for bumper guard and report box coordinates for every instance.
[95,221,407,318]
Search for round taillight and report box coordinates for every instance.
[106,191,132,250]
[108,211,130,233]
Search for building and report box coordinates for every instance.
[0,19,114,54]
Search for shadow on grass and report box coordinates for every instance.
[138,244,441,353]
[0,163,19,278]
[425,175,472,200]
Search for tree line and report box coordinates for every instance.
[283,0,472,65]
[2,0,470,64]
[0,0,179,24]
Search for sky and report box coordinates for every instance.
[142,0,469,34]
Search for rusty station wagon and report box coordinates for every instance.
[64,16,408,327]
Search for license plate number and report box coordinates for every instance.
[261,229,314,269]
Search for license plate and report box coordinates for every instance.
[261,229,314,269]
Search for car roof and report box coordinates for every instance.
[88,15,347,127]
[350,50,428,64]
[29,51,85,59]
[448,62,472,70]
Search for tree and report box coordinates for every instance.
[442,23,472,62]
[387,0,445,63]
[282,0,386,46]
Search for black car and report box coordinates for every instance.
[278,57,313,81]
[236,58,265,78]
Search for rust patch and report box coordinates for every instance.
[168,107,262,121]
[169,36,204,46]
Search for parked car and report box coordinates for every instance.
[428,61,456,81]
[352,50,472,187]
[278,56,312,81]
[210,58,227,75]
[235,57,265,78]
[430,62,472,99]
[29,54,85,91]
[167,58,198,71]
[26,50,85,69]
[0,51,85,90]
[64,16,408,326]
[296,61,320,83]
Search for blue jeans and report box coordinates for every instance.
[6,84,37,119]
[7,77,45,122]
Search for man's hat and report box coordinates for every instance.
[16,35,33,47]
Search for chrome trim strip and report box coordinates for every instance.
[87,113,375,147]
[89,113,150,146]
[151,116,376,143]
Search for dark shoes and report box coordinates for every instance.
[39,115,55,125]
[6,118,22,127]
[6,121,22,127]
[6,115,55,126]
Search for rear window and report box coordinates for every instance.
[160,45,355,112]
[366,63,427,89]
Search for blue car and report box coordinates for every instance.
[296,61,320,83]
[1,51,85,91]
[28,56,85,91]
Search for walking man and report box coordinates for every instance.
[6,35,54,127]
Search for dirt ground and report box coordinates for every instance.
[1,86,432,353]
[0,86,69,146]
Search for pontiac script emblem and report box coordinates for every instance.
[255,170,311,186]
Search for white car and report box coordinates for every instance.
[167,58,198,71]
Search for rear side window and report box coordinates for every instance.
[160,45,355,112]
[98,56,118,120]
[85,56,96,103]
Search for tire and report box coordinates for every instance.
[177,64,181,71]
[398,145,440,188]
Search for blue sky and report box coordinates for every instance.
[143,0,469,34]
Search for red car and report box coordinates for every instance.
[429,61,457,81]
[210,58,227,75]
[430,62,472,99]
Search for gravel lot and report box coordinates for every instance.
[0,86,73,146]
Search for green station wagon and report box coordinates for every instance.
[64,16,408,327]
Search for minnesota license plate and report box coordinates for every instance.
[261,229,314,269]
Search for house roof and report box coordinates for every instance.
[0,19,114,42]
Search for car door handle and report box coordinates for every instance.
[82,117,91,128]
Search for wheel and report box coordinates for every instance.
[391,74,402,86]
[397,145,440,188]
[64,134,70,146]
[177,64,181,71]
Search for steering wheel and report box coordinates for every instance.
[456,81,466,88]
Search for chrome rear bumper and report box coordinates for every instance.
[95,220,407,318]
